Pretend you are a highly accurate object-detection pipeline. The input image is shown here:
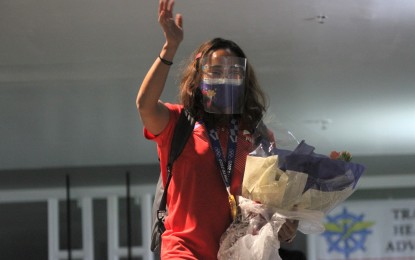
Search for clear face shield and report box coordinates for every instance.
[199,56,247,114]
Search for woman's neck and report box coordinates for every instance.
[203,113,238,127]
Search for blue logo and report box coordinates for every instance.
[322,207,374,259]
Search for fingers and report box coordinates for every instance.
[166,0,174,13]
[158,0,163,15]
[288,219,299,229]
[176,13,183,29]
[285,219,299,235]
[159,0,176,25]
[278,220,299,242]
[157,0,183,45]
[159,0,174,15]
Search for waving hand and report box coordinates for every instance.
[158,0,183,48]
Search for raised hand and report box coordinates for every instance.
[158,0,183,48]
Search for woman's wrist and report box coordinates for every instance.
[158,55,173,65]
[159,43,178,66]
[161,41,179,55]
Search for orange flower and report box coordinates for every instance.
[329,150,352,162]
[330,151,340,160]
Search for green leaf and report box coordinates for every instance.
[324,223,343,233]
[348,221,375,233]
[343,221,375,238]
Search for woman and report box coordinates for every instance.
[137,0,298,258]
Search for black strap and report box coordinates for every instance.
[158,109,195,218]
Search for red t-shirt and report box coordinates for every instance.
[144,103,256,259]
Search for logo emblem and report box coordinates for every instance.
[322,207,374,259]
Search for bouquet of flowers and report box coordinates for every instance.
[217,127,365,260]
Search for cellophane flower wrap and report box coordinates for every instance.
[217,123,366,260]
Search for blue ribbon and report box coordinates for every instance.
[205,118,239,188]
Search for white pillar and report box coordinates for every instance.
[48,199,59,260]
[141,193,154,260]
[108,196,119,260]
[81,198,94,260]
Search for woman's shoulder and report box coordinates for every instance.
[144,103,183,143]
[164,103,184,116]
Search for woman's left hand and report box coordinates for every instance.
[278,219,298,243]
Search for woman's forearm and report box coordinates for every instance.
[136,43,178,134]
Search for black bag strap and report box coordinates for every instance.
[158,109,195,218]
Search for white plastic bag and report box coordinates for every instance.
[218,197,324,260]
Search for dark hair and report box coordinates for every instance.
[179,38,268,128]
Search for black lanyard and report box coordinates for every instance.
[204,118,239,190]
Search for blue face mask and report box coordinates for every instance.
[199,56,247,114]
[199,78,245,114]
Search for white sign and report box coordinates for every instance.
[309,199,415,260]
